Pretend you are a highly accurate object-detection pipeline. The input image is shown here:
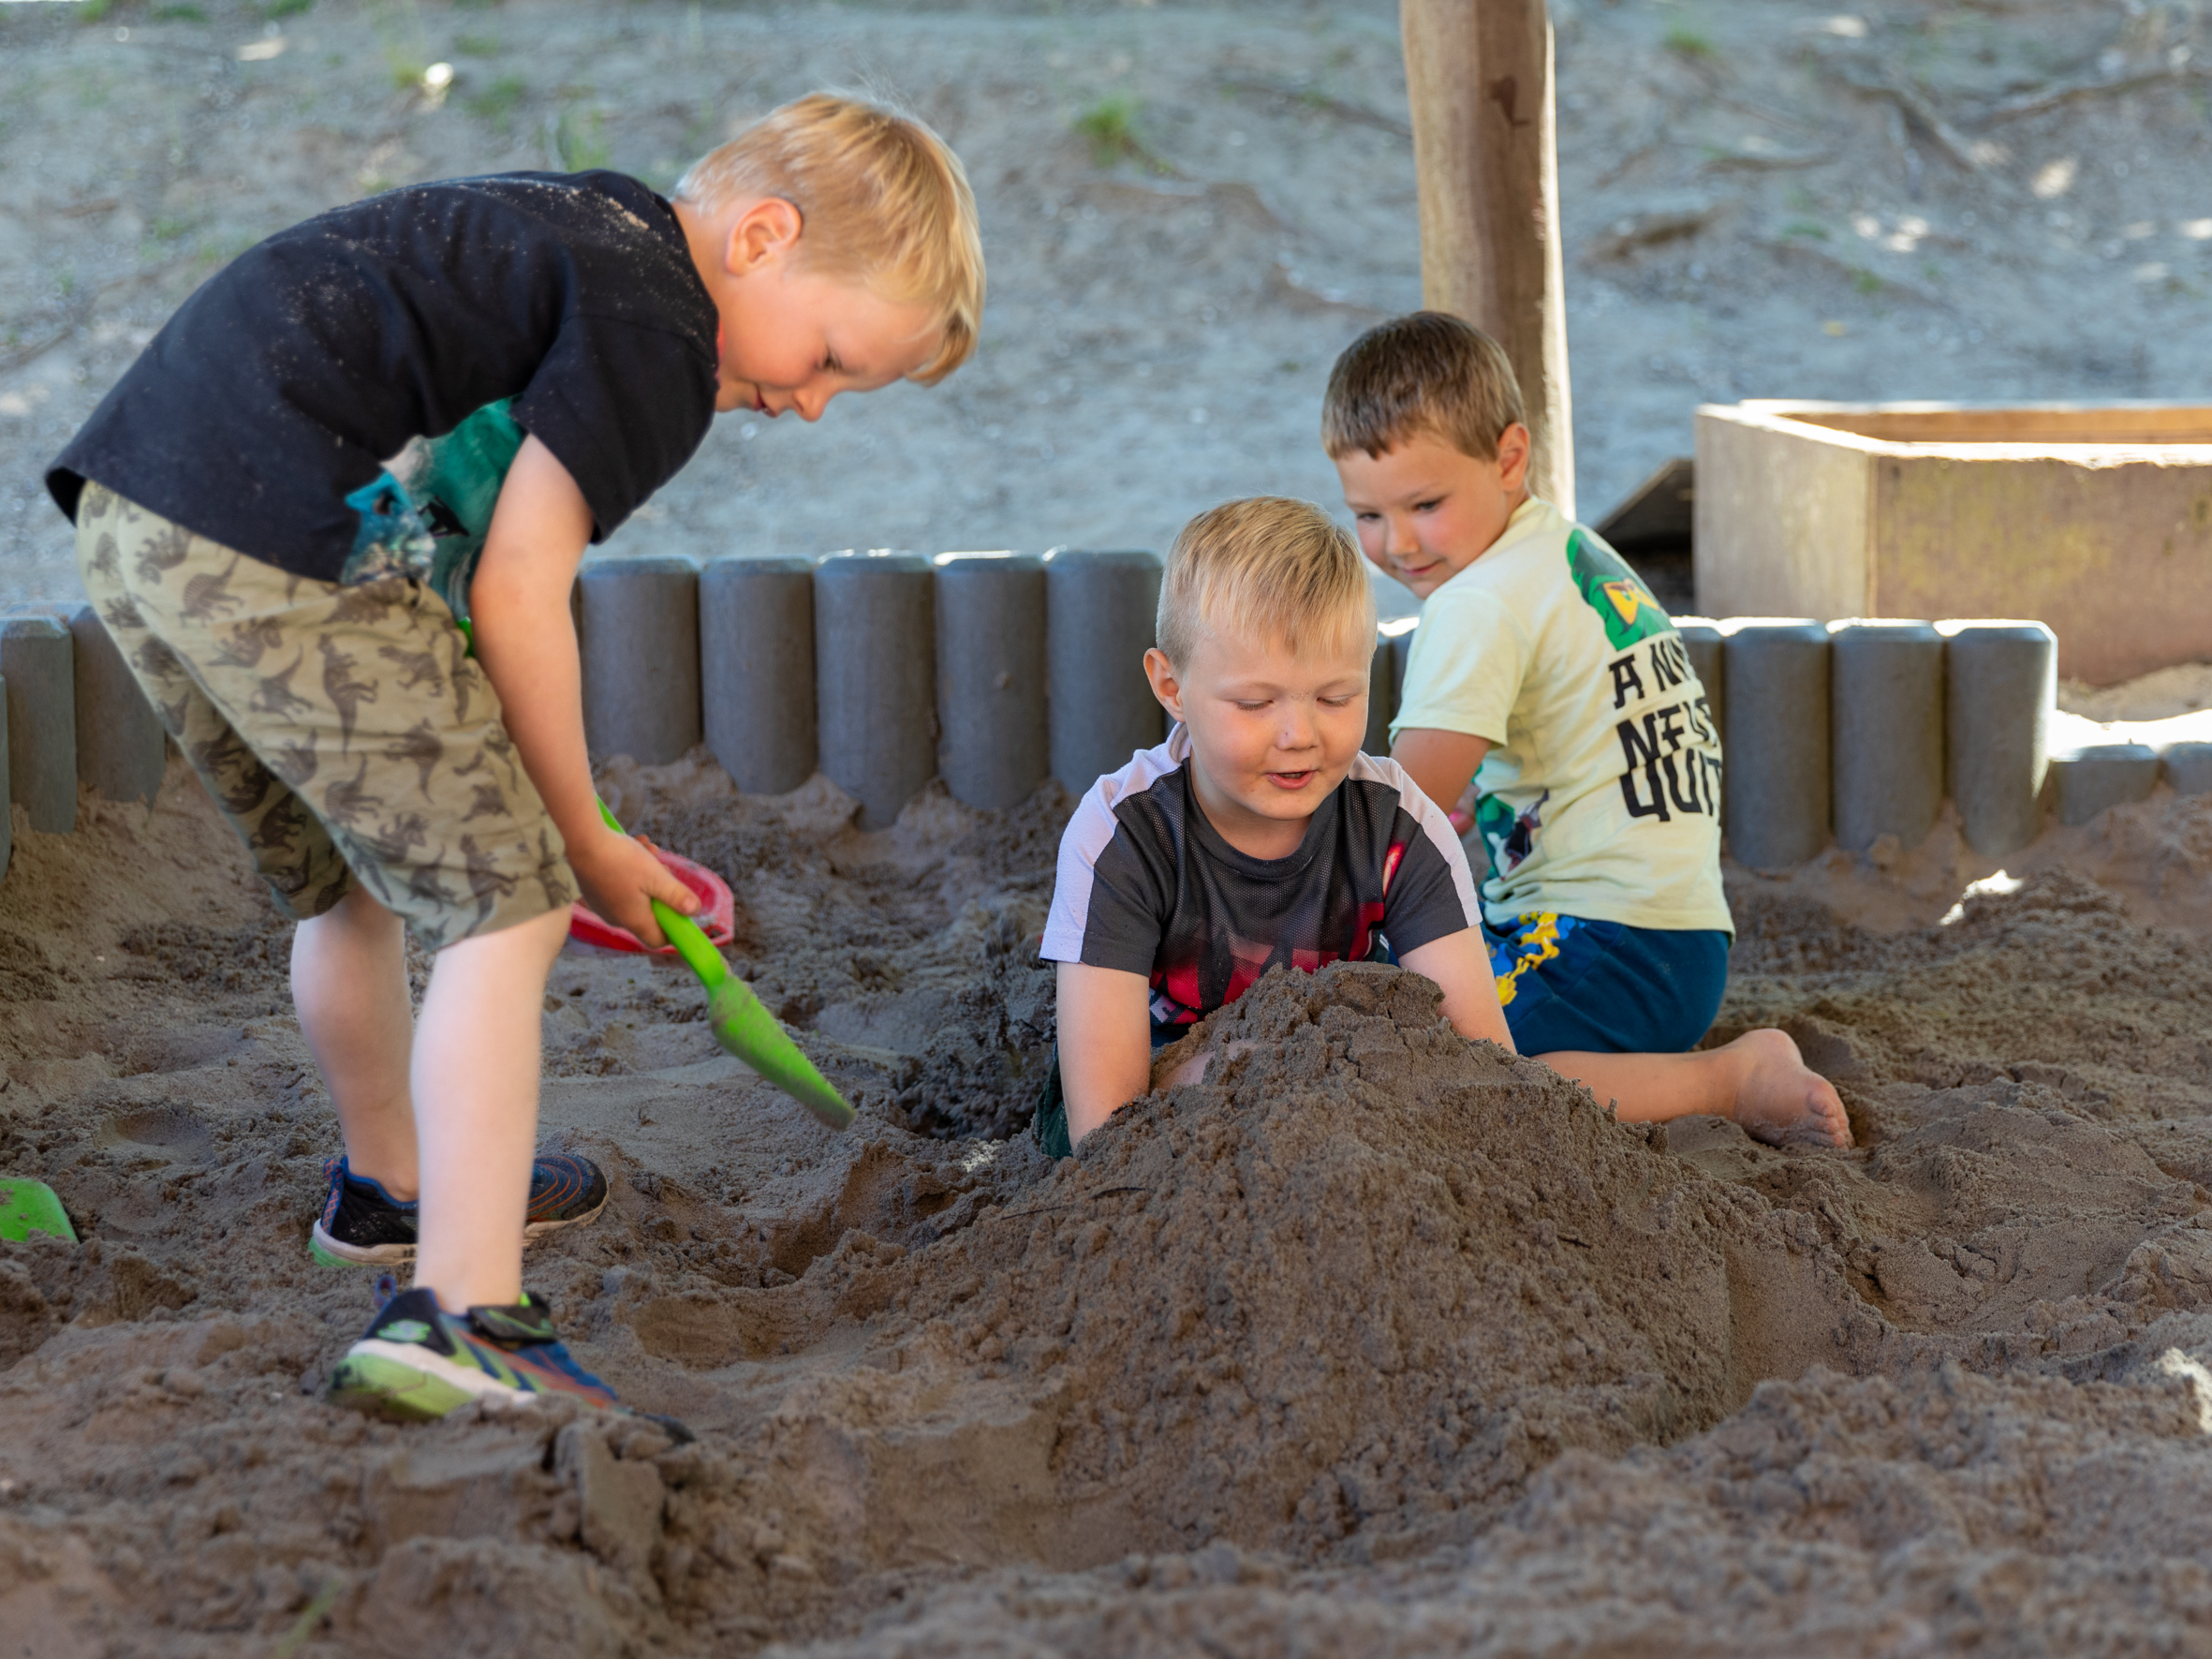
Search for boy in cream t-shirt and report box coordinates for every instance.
[1326,311,1848,1148]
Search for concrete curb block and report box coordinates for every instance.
[0,613,77,835]
[1674,622,1725,753]
[1372,619,1421,758]
[0,679,10,879]
[61,602,165,805]
[1830,620,1944,853]
[1942,621,2055,858]
[573,550,2114,871]
[1046,549,1164,795]
[1363,625,1398,756]
[1722,620,1831,869]
[579,556,702,768]
[2054,743,2160,825]
[936,554,1049,810]
[700,556,817,796]
[816,553,936,830]
[2164,741,2212,797]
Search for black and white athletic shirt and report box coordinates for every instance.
[1040,728,1482,1028]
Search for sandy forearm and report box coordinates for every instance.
[1056,962,1155,1144]
[469,584,599,849]
[1400,930,1514,1051]
[465,435,607,857]
[1391,728,1492,818]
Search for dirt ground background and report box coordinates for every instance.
[8,0,2212,1654]
[6,0,2212,592]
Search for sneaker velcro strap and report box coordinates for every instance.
[467,1300,556,1345]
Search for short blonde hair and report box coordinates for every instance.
[676,93,984,385]
[1320,311,1525,461]
[1158,497,1376,669]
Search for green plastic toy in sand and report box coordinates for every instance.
[0,1177,77,1245]
[595,799,853,1131]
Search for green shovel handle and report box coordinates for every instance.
[650,897,728,989]
[593,797,727,985]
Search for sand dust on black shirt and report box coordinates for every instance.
[47,170,718,587]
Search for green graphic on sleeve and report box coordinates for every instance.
[1567,527,1674,652]
[341,399,526,624]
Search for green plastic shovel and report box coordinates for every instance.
[0,1177,77,1244]
[594,799,853,1131]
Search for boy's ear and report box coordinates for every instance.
[725,197,804,276]
[1496,422,1532,494]
[1143,647,1185,723]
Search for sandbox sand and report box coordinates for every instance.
[5,761,2212,1656]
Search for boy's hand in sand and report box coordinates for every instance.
[567,829,703,949]
[468,439,699,950]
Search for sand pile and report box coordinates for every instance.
[743,961,1880,1572]
[7,760,2212,1654]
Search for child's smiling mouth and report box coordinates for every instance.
[1264,768,1318,790]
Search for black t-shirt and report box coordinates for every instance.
[47,170,719,583]
[1040,730,1480,1026]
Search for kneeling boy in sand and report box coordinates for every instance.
[46,95,984,1421]
[1324,312,1848,1148]
[1036,495,1847,1153]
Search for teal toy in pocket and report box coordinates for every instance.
[0,1178,77,1244]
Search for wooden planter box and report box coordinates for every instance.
[1693,401,2212,685]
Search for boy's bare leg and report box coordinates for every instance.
[1540,1029,1852,1148]
[409,904,570,1311]
[292,885,419,1197]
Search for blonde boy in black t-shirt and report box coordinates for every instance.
[47,95,984,1428]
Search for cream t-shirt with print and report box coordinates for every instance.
[1389,496,1732,935]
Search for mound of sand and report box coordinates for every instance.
[750,961,1879,1571]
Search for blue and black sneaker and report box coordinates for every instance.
[327,1282,689,1439]
[310,1152,611,1267]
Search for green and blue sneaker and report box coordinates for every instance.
[310,1152,610,1267]
[327,1284,686,1438]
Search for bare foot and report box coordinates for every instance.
[1725,1029,1853,1148]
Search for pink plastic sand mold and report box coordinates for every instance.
[568,851,736,955]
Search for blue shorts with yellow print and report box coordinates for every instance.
[1482,913,1729,1056]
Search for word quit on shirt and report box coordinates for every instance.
[1608,633,1721,823]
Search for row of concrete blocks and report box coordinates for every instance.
[591,559,2196,864]
[9,582,2190,884]
[580,551,1167,828]
[1395,616,2212,871]
[0,605,170,877]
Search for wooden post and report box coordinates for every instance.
[1400,0,1575,518]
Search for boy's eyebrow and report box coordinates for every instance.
[1368,483,1449,513]
[1215,672,1371,698]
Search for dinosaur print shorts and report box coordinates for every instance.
[73,481,576,950]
